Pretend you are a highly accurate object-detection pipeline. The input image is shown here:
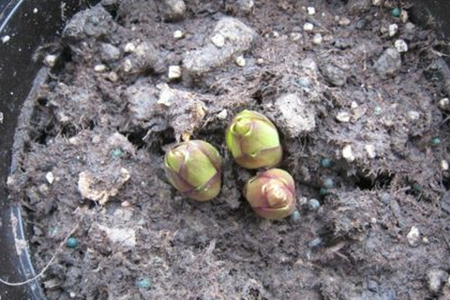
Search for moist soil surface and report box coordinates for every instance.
[7,0,450,299]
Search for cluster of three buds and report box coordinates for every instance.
[164,110,296,220]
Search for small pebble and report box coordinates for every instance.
[391,7,401,17]
[44,55,57,67]
[312,33,323,45]
[308,237,322,248]
[439,98,449,110]
[235,55,246,67]
[112,148,123,158]
[372,0,382,6]
[322,178,334,189]
[394,39,408,53]
[440,160,449,171]
[289,32,302,41]
[123,59,133,72]
[45,172,54,184]
[1,35,10,43]
[342,145,355,162]
[365,144,376,159]
[173,30,184,39]
[69,292,76,298]
[406,226,420,247]
[33,8,38,14]
[290,210,301,222]
[168,65,182,80]
[66,237,79,249]
[319,187,329,196]
[351,101,359,109]
[431,137,441,146]
[123,42,135,53]
[121,200,132,207]
[308,199,321,210]
[272,31,280,38]
[303,22,314,32]
[256,58,264,65]
[374,106,382,115]
[336,111,351,122]
[107,72,119,83]
[136,278,151,289]
[400,10,409,23]
[38,184,49,194]
[408,110,420,121]
[211,34,225,48]
[94,64,107,73]
[217,109,228,120]
[388,24,398,37]
[307,7,316,15]
[339,17,351,26]
[320,158,333,168]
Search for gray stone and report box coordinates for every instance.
[426,268,448,293]
[125,81,159,123]
[374,48,402,78]
[63,5,115,41]
[274,93,316,138]
[99,43,121,63]
[320,63,349,87]
[183,17,256,78]
[161,0,186,21]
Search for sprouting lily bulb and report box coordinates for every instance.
[226,110,282,169]
[244,168,296,219]
[165,140,222,201]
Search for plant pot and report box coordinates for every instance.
[0,0,449,299]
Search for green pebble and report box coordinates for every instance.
[320,158,333,168]
[319,187,329,196]
[290,210,301,222]
[323,178,334,189]
[66,237,79,249]
[136,278,151,289]
[431,137,441,146]
[391,7,401,17]
[112,148,123,158]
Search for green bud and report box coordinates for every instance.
[226,110,282,169]
[243,168,296,220]
[165,140,222,201]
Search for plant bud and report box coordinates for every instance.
[165,140,222,201]
[226,110,282,169]
[243,168,296,219]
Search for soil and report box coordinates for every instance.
[6,0,450,299]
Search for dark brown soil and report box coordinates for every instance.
[7,0,450,299]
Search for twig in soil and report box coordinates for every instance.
[430,48,450,58]
[0,222,80,287]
